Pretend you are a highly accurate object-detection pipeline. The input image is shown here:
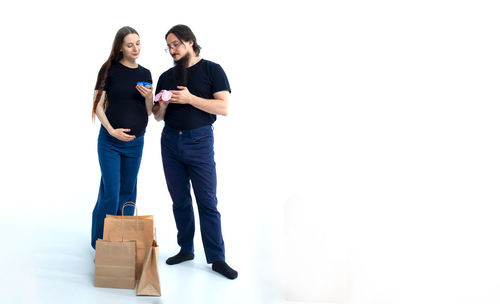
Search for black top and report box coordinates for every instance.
[95,62,152,137]
[155,59,231,130]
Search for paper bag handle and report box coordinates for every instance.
[118,201,140,242]
[122,201,137,216]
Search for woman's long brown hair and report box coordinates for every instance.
[92,26,139,120]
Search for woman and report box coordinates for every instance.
[91,26,153,249]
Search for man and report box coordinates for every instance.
[153,24,237,280]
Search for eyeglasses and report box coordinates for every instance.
[164,41,183,53]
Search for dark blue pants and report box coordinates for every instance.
[161,124,225,263]
[91,126,144,249]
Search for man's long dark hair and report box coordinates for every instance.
[166,25,201,87]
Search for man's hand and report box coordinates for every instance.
[170,86,193,104]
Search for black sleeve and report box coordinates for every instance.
[154,73,163,103]
[146,69,153,85]
[211,64,231,94]
[155,76,161,94]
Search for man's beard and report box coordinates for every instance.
[173,52,190,87]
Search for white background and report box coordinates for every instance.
[1,0,500,303]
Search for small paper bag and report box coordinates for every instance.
[137,239,161,296]
[94,238,136,289]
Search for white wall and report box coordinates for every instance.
[1,1,500,303]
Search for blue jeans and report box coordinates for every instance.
[161,124,225,263]
[91,126,144,249]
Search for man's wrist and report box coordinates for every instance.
[189,95,200,105]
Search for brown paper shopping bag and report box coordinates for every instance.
[94,238,136,289]
[137,239,161,296]
[103,202,154,279]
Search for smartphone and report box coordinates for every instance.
[136,82,151,88]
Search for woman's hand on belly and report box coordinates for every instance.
[110,128,136,142]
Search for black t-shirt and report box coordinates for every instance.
[95,62,152,137]
[155,59,231,130]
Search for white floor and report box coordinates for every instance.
[5,182,500,304]
[2,208,286,304]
